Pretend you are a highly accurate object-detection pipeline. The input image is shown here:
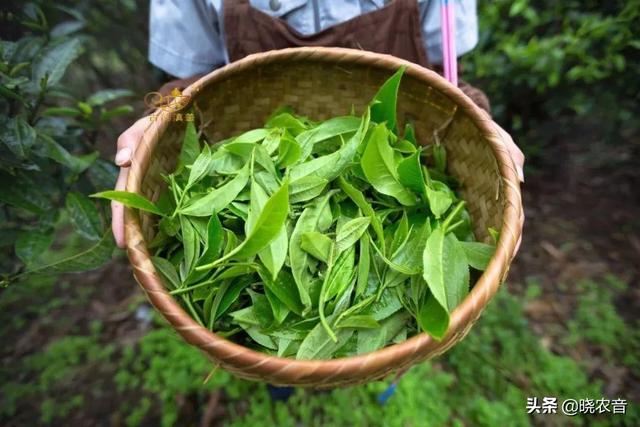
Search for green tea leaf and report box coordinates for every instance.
[289,191,336,310]
[248,290,274,328]
[361,123,415,206]
[186,145,213,187]
[277,133,301,167]
[389,212,409,255]
[40,135,98,174]
[289,175,328,204]
[397,149,426,195]
[296,315,354,360]
[202,214,224,261]
[460,241,495,270]
[87,89,133,106]
[151,256,181,289]
[15,229,54,265]
[211,279,249,324]
[433,144,447,174]
[391,218,431,272]
[180,215,200,279]
[21,232,114,277]
[180,160,250,216]
[265,286,290,325]
[232,128,269,144]
[224,142,277,177]
[336,217,370,252]
[245,326,278,350]
[66,192,102,240]
[229,306,260,326]
[178,122,200,168]
[266,113,309,136]
[33,37,82,86]
[337,314,379,329]
[403,122,417,145]
[357,311,409,354]
[370,66,405,132]
[337,176,386,252]
[356,235,370,298]
[91,190,163,216]
[426,187,452,219]
[289,109,369,185]
[1,117,36,158]
[300,231,333,263]
[203,178,289,266]
[258,268,303,316]
[323,246,356,302]
[417,294,449,340]
[296,115,361,161]
[319,246,355,340]
[422,228,470,312]
[248,179,288,280]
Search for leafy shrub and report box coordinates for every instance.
[0,3,135,284]
[463,0,640,149]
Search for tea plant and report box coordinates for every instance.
[0,3,134,285]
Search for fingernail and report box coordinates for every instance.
[516,165,524,183]
[115,147,132,166]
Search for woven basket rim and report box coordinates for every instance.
[125,47,522,380]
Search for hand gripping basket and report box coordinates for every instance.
[124,47,523,387]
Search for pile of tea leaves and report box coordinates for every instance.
[95,68,496,359]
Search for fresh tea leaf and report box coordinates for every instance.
[179,160,250,216]
[370,66,405,132]
[335,217,370,252]
[417,294,449,340]
[203,178,289,266]
[296,315,354,360]
[178,121,200,168]
[361,123,416,206]
[91,190,163,216]
[300,231,333,263]
[422,228,470,312]
[460,241,495,270]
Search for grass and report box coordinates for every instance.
[0,274,638,426]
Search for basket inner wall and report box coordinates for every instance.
[139,60,503,244]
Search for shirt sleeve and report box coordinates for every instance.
[419,0,479,64]
[149,0,227,78]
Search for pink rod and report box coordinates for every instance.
[441,1,458,86]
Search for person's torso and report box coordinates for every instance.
[226,0,395,35]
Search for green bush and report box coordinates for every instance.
[0,2,136,284]
[464,0,640,148]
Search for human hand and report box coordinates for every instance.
[111,117,150,248]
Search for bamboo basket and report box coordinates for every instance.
[124,47,523,387]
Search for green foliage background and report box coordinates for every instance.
[0,0,638,426]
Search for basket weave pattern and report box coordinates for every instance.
[124,47,523,387]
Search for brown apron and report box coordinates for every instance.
[221,0,490,112]
[223,0,430,68]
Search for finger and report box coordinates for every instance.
[115,147,132,167]
[115,117,149,168]
[505,140,525,183]
[494,124,525,183]
[111,167,130,248]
